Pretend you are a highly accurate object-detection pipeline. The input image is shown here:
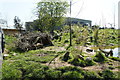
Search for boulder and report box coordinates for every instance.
[86,57,92,61]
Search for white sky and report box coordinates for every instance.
[0,0,119,28]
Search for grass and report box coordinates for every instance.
[93,52,108,63]
[8,49,57,63]
[109,57,120,62]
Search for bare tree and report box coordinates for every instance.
[14,16,23,33]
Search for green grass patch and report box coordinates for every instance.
[109,57,120,62]
[93,52,108,63]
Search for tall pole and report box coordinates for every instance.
[70,1,72,46]
[114,4,115,28]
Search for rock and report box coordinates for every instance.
[86,57,92,61]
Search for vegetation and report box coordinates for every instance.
[3,60,118,80]
[2,1,120,79]
[30,0,69,32]
[14,16,23,33]
[109,56,120,62]
[2,25,119,79]
[93,51,107,63]
[4,35,17,52]
[101,69,116,79]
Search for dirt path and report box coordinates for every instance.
[45,57,72,68]
[41,46,66,52]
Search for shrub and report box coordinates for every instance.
[85,57,96,66]
[62,71,84,79]
[57,66,84,74]
[2,61,22,80]
[69,56,95,67]
[94,52,107,62]
[5,35,17,52]
[68,57,82,66]
[18,62,49,79]
[101,69,116,79]
[82,71,101,79]
[109,57,120,62]
[45,69,62,79]
[2,60,49,80]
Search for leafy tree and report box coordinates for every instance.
[34,0,69,33]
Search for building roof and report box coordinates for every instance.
[1,26,25,30]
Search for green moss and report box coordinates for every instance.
[68,57,82,66]
[2,60,49,80]
[83,71,101,79]
[45,69,62,78]
[2,61,22,80]
[62,71,84,79]
[5,35,17,52]
[101,69,116,79]
[85,58,96,66]
[109,57,120,62]
[56,66,84,73]
[93,52,107,63]
[69,56,95,67]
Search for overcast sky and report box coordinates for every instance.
[0,0,119,28]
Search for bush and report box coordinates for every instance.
[109,57,120,62]
[85,57,96,66]
[102,69,116,79]
[69,56,95,67]
[82,71,101,79]
[94,52,107,62]
[68,57,83,66]
[5,35,17,52]
[45,69,62,79]
[62,71,84,79]
[57,66,84,74]
[2,61,22,80]
[2,60,49,80]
